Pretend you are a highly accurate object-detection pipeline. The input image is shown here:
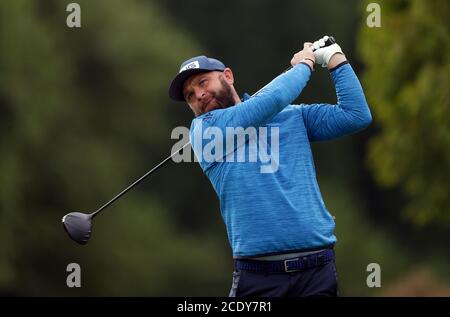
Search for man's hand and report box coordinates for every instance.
[313,35,345,68]
[291,43,316,71]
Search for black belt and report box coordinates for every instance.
[234,249,334,273]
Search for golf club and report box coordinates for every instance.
[62,36,336,245]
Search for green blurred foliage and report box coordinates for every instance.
[0,0,230,296]
[321,179,410,296]
[358,0,450,225]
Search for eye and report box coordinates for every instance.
[199,79,207,86]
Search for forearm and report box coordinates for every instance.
[330,63,372,128]
[302,63,372,141]
[327,53,347,70]
[225,63,312,128]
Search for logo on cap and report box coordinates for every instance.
[179,61,200,73]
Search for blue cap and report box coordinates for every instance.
[169,55,226,101]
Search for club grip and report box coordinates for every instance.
[312,36,336,52]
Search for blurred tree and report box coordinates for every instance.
[0,0,231,295]
[359,0,450,225]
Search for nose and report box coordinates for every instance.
[194,87,206,101]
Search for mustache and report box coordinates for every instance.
[198,79,236,115]
[201,96,220,111]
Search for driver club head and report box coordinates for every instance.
[62,212,93,245]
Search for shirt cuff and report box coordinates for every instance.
[299,62,313,73]
[329,61,349,72]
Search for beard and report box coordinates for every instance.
[201,77,236,114]
[215,77,237,109]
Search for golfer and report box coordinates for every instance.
[168,37,372,297]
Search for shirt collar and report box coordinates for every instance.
[241,92,251,101]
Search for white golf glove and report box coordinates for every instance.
[313,35,343,68]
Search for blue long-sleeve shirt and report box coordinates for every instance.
[190,62,372,257]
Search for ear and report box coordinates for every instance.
[222,68,234,85]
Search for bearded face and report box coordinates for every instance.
[182,70,239,117]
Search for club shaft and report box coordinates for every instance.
[91,141,191,217]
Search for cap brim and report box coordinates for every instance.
[169,69,212,101]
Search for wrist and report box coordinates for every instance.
[300,58,315,71]
[327,53,346,70]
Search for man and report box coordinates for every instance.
[168,36,372,297]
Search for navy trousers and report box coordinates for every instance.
[229,255,338,297]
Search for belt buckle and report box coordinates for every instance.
[284,258,300,273]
